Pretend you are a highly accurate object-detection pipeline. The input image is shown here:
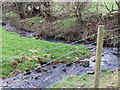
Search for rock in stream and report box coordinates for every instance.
[1,47,119,88]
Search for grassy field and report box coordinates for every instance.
[0,28,90,78]
[51,70,118,88]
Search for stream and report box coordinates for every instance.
[0,20,119,88]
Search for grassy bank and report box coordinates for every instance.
[0,28,90,78]
[2,2,118,44]
[51,70,118,88]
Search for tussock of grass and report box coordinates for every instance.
[51,71,118,88]
[0,28,90,78]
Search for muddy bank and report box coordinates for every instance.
[2,13,120,45]
[2,21,119,47]
[1,46,119,88]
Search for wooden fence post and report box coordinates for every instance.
[118,1,120,88]
[94,25,105,88]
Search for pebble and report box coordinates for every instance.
[2,20,119,88]
[87,71,94,74]
[62,68,66,72]
[90,56,96,62]
[47,70,52,73]
[53,65,57,69]
[34,77,38,80]
[24,71,31,76]
[66,63,73,67]
[80,61,89,67]
[1,48,118,88]
[42,68,47,72]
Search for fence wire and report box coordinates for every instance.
[0,30,98,61]
[2,38,120,77]
[65,55,118,88]
[106,28,120,31]
[1,27,119,88]
[9,35,120,78]
[1,27,120,61]
[64,39,119,88]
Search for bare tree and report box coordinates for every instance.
[12,2,53,21]
[99,2,118,13]
[116,1,120,26]
[74,2,88,24]
[13,2,26,19]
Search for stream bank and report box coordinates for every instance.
[0,20,119,88]
[1,47,119,88]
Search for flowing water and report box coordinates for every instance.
[0,20,119,88]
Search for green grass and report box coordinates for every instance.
[20,17,45,23]
[51,71,118,88]
[20,16,76,30]
[0,28,90,78]
[58,17,77,29]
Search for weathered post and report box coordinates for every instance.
[118,43,120,88]
[94,25,105,88]
[117,1,120,88]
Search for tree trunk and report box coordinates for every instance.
[117,1,120,48]
[74,2,87,24]
[118,1,120,25]
[13,2,26,19]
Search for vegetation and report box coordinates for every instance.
[58,17,76,29]
[1,1,119,88]
[51,71,118,88]
[0,28,90,78]
[88,2,118,13]
[20,17,45,23]
[2,2,119,44]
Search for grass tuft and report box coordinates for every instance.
[51,71,118,88]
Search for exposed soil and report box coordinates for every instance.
[2,13,120,45]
